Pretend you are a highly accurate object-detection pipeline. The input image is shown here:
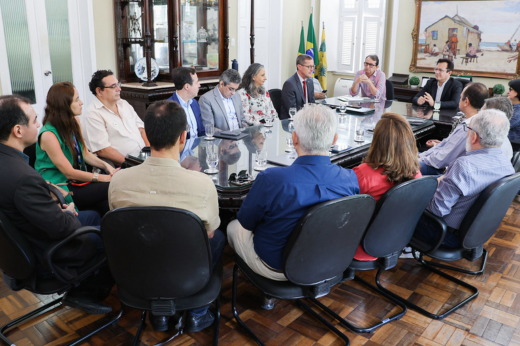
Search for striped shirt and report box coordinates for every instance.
[427,148,514,229]
[349,69,386,99]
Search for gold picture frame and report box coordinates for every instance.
[410,0,520,79]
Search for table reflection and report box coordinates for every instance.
[126,106,435,191]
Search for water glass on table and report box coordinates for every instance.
[434,102,441,112]
[254,149,268,171]
[289,107,297,120]
[204,145,219,174]
[264,112,273,127]
[205,124,215,140]
[339,102,347,114]
[354,126,365,142]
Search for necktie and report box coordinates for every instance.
[303,80,307,103]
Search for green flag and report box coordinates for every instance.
[306,13,319,76]
[298,25,305,55]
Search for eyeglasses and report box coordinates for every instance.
[226,86,237,93]
[462,122,483,139]
[103,82,122,89]
[300,64,315,70]
[433,68,449,73]
[364,62,377,67]
[510,87,513,92]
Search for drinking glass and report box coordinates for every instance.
[338,114,347,128]
[254,149,267,171]
[264,112,273,127]
[289,107,297,120]
[204,145,219,174]
[205,123,215,140]
[354,126,365,142]
[434,102,441,112]
[285,134,294,153]
[339,102,347,114]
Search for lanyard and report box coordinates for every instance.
[72,133,82,168]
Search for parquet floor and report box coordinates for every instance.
[3,201,520,346]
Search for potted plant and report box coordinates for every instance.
[493,84,505,97]
[410,76,420,89]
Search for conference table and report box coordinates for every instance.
[124,99,460,209]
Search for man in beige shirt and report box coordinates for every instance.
[82,70,150,166]
[108,100,224,333]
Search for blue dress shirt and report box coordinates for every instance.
[509,103,520,141]
[427,147,514,229]
[237,155,360,270]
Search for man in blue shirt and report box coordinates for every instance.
[414,109,515,248]
[419,82,512,175]
[168,67,205,138]
[227,104,359,281]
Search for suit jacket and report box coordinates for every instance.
[199,87,246,131]
[412,78,463,109]
[280,72,316,119]
[0,143,95,284]
[168,92,206,138]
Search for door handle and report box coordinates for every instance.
[44,71,52,76]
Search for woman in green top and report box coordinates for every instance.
[35,82,117,216]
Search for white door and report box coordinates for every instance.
[0,0,96,123]
[237,0,282,90]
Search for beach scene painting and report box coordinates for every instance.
[410,0,520,78]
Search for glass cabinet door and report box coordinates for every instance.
[153,0,169,74]
[180,0,220,71]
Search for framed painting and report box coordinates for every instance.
[410,0,520,79]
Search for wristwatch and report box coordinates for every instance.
[92,172,99,182]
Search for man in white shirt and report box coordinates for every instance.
[199,69,246,132]
[82,70,149,166]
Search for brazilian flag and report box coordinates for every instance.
[317,27,327,90]
[306,13,319,77]
[298,25,305,55]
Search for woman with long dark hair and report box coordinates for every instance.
[353,112,422,260]
[35,82,116,216]
[237,63,278,125]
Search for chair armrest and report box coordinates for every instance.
[43,226,104,284]
[47,184,67,206]
[410,210,448,253]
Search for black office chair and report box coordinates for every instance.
[232,195,376,346]
[379,172,520,319]
[310,177,438,333]
[385,80,394,100]
[101,207,223,346]
[452,77,470,90]
[511,140,520,153]
[268,88,282,116]
[512,151,520,172]
[0,210,118,346]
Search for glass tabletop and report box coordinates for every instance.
[127,108,434,190]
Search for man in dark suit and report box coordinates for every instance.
[0,95,112,314]
[168,67,205,138]
[280,54,316,119]
[412,58,463,109]
[199,69,246,131]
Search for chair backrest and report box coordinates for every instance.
[268,88,282,115]
[459,173,520,249]
[23,143,36,168]
[385,80,394,100]
[101,207,212,299]
[334,78,354,97]
[0,210,36,280]
[453,77,470,90]
[362,176,438,258]
[511,140,520,153]
[282,195,376,286]
[512,151,520,172]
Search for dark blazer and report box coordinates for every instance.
[280,72,316,119]
[412,78,463,109]
[168,92,206,138]
[0,143,95,283]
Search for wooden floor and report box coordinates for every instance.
[3,201,520,346]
